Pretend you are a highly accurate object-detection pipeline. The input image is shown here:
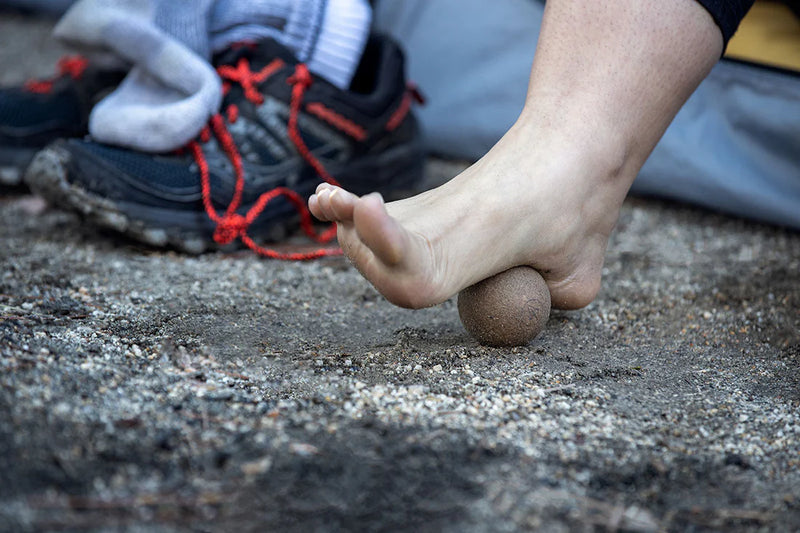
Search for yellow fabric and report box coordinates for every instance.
[725,1,800,72]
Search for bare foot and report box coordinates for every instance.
[309,118,636,310]
[309,0,722,310]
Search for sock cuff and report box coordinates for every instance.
[282,0,326,62]
[306,0,371,89]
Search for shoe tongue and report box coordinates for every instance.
[253,39,300,65]
[215,38,300,69]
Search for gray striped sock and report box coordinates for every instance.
[154,0,215,58]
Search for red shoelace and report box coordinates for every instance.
[24,55,89,94]
[189,58,344,260]
[192,56,422,260]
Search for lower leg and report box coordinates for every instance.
[310,0,723,309]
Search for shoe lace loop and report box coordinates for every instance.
[190,58,341,260]
[24,55,89,94]
[287,64,338,185]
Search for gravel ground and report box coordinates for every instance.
[2,11,800,533]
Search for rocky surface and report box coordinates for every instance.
[1,10,799,532]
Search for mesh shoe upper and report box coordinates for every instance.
[28,35,425,255]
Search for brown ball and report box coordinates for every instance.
[457,266,551,347]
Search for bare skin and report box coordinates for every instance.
[309,0,723,309]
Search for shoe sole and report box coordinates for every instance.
[24,139,425,254]
[25,144,261,253]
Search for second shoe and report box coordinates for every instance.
[0,56,125,186]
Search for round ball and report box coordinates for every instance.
[457,266,551,347]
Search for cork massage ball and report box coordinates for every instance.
[457,266,551,347]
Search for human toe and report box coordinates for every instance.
[312,187,338,221]
[353,193,405,266]
[327,187,357,220]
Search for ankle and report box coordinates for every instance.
[523,107,633,173]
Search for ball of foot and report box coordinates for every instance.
[457,266,551,347]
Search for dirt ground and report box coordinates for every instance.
[1,10,799,533]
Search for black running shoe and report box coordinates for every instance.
[25,35,425,256]
[0,55,126,185]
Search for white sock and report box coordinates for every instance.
[54,0,221,152]
[52,0,372,152]
[307,0,372,89]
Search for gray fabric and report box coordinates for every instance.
[374,0,800,229]
[635,59,800,229]
[55,0,221,152]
